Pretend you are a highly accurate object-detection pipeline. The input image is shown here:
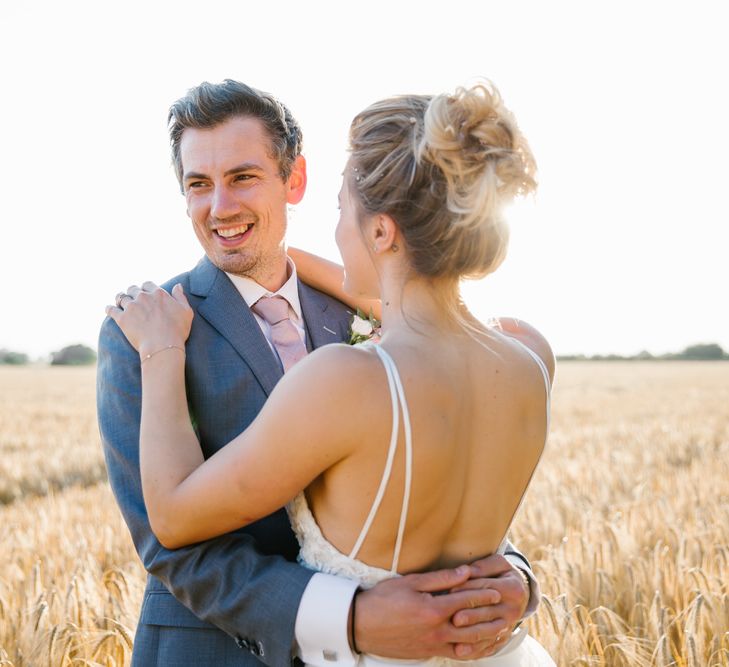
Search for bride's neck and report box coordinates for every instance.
[378,272,465,339]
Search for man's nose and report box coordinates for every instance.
[210,185,240,220]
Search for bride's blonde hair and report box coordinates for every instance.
[348,81,536,283]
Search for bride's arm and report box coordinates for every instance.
[107,284,370,549]
[148,349,367,548]
[288,247,382,320]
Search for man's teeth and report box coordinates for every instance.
[216,224,251,238]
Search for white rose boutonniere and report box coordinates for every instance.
[348,309,382,345]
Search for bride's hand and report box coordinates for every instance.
[106,282,193,358]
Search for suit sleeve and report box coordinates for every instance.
[97,316,313,666]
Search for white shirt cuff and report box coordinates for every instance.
[294,573,360,667]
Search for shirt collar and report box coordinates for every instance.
[226,256,303,322]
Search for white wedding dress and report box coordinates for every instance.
[287,343,555,666]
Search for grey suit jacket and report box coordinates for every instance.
[98,257,352,666]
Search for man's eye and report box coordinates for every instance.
[234,174,253,182]
[187,181,206,189]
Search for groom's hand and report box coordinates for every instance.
[353,565,509,660]
[450,554,531,657]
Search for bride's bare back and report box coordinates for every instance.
[306,324,552,574]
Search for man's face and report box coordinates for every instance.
[180,116,305,287]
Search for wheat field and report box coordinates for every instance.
[0,362,727,666]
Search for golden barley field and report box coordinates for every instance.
[0,362,727,666]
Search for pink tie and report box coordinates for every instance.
[252,296,308,373]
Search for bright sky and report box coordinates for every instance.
[1,1,727,358]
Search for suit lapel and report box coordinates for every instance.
[298,281,350,350]
[189,257,283,396]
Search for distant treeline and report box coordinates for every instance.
[0,344,97,366]
[2,342,727,365]
[558,343,728,361]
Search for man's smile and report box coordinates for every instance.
[212,223,254,247]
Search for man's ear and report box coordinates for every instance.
[286,155,307,205]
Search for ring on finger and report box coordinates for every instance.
[115,292,133,308]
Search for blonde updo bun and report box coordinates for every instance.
[349,81,536,281]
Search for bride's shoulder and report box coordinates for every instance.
[282,343,384,394]
[489,317,556,385]
[308,341,380,366]
[270,343,389,437]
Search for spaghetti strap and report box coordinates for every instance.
[347,347,400,561]
[348,345,413,574]
[377,346,413,573]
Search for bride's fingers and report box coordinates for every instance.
[141,280,159,292]
[127,285,143,299]
[105,304,123,323]
[171,283,190,307]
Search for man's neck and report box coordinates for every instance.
[237,253,291,293]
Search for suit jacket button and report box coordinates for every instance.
[256,641,265,657]
[236,636,250,650]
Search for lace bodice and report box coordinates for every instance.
[287,490,395,590]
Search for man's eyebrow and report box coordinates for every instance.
[183,163,264,181]
[183,170,208,182]
[225,163,264,176]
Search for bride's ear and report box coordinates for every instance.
[369,213,399,254]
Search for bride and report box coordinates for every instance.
[107,82,555,666]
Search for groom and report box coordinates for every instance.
[97,79,540,666]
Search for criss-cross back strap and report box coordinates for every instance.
[348,345,413,574]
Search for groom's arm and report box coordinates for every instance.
[98,316,315,667]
